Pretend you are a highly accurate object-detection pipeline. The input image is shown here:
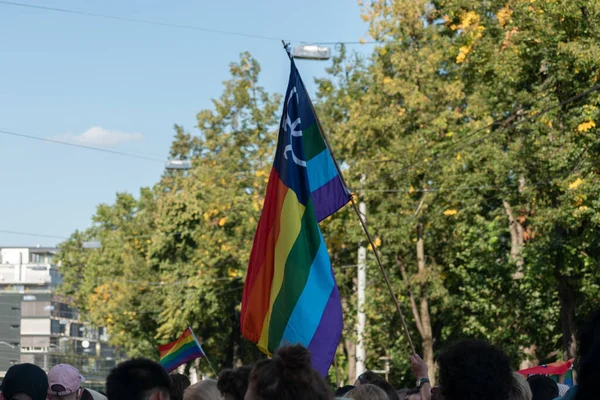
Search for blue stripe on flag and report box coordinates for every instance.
[307,149,339,193]
[280,235,334,347]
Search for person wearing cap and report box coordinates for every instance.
[0,363,48,400]
[47,364,106,400]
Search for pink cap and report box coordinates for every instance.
[48,364,86,396]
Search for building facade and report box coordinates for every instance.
[0,247,117,387]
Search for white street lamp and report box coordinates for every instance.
[293,45,331,60]
[165,160,192,170]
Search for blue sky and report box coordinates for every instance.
[0,0,370,247]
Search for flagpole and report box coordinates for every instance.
[187,325,219,378]
[280,42,416,354]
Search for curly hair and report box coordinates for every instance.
[246,345,332,400]
[217,366,251,400]
[437,339,512,400]
[527,375,557,400]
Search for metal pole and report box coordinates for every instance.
[356,176,367,377]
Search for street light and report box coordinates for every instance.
[0,341,16,349]
[165,160,192,170]
[82,240,102,249]
[293,44,331,60]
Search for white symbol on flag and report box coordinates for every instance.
[283,87,307,167]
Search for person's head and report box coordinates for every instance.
[47,364,86,400]
[437,339,512,400]
[354,371,384,386]
[334,386,355,397]
[106,358,171,400]
[183,380,220,400]
[245,344,332,400]
[0,363,48,400]
[369,379,399,400]
[526,375,558,400]
[217,366,251,400]
[169,374,191,400]
[508,373,532,400]
[345,384,389,400]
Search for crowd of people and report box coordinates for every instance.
[1,306,598,400]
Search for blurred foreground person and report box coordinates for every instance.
[0,363,48,400]
[244,344,332,400]
[508,372,532,400]
[48,364,106,400]
[345,384,389,400]
[527,375,558,400]
[106,358,171,400]
[183,380,219,400]
[437,340,512,400]
[217,366,251,400]
[575,307,600,400]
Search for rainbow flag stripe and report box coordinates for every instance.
[159,327,205,372]
[241,60,349,376]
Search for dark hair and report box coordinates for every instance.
[248,345,332,400]
[170,373,191,400]
[437,339,512,400]
[370,379,400,400]
[217,366,251,400]
[575,307,600,400]
[526,375,558,400]
[334,385,355,397]
[106,358,171,400]
[356,370,384,385]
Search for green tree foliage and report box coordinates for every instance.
[59,0,600,387]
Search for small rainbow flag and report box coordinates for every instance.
[158,327,205,372]
[241,59,350,376]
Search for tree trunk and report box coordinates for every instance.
[342,296,357,384]
[554,244,578,361]
[503,199,525,278]
[416,223,437,386]
[503,198,538,369]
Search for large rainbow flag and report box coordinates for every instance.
[158,327,205,372]
[241,59,350,375]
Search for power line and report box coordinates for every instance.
[0,1,297,42]
[0,129,165,163]
[0,229,69,240]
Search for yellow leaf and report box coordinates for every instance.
[456,153,462,161]
[496,6,512,28]
[577,121,596,132]
[568,178,584,190]
[374,237,382,247]
[443,209,458,216]
[409,186,415,194]
[456,45,472,64]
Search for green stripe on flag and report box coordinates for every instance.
[268,199,321,350]
[302,124,327,161]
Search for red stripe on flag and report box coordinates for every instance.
[158,327,193,357]
[241,170,288,342]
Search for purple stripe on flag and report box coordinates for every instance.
[312,176,350,223]
[307,284,343,376]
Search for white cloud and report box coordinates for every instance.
[56,127,144,147]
